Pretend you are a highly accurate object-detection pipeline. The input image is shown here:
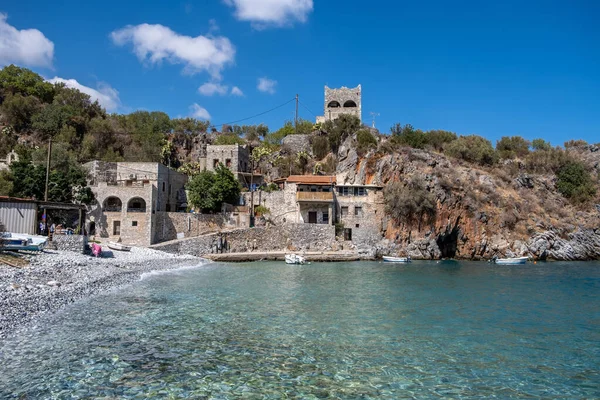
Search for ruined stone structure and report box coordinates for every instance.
[84,161,188,246]
[316,85,362,123]
[205,144,263,188]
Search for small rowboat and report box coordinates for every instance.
[108,242,131,252]
[492,256,528,265]
[285,254,307,264]
[383,256,411,263]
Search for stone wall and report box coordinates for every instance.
[206,144,250,174]
[242,185,298,224]
[153,212,243,243]
[152,223,336,256]
[282,134,311,155]
[52,235,88,253]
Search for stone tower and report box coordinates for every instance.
[316,85,361,123]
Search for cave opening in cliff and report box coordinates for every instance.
[436,225,461,258]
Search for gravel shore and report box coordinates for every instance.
[0,247,203,340]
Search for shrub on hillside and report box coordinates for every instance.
[564,139,588,149]
[444,135,497,166]
[556,160,596,204]
[356,129,377,156]
[384,178,437,229]
[425,130,457,151]
[531,138,552,151]
[496,136,530,159]
[311,135,330,160]
[524,147,574,174]
[390,123,427,149]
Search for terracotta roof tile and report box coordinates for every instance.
[285,175,336,185]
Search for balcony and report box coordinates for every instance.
[296,191,334,202]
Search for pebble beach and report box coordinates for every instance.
[0,247,201,340]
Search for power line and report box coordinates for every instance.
[210,98,296,128]
[298,99,318,118]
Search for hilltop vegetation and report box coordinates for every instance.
[0,65,598,226]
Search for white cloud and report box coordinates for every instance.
[47,77,120,111]
[231,86,244,96]
[110,23,235,79]
[224,0,313,28]
[189,103,211,120]
[257,77,277,94]
[0,13,54,68]
[198,81,229,96]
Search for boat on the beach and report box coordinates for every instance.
[0,233,47,251]
[107,242,131,252]
[383,255,411,263]
[285,254,307,264]
[492,256,529,265]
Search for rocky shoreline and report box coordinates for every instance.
[0,247,202,340]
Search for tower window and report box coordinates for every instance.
[344,100,357,107]
[327,101,341,108]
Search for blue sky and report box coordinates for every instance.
[1,0,599,145]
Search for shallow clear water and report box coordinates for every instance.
[1,261,599,399]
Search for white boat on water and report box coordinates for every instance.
[383,256,411,263]
[1,233,47,251]
[492,256,529,265]
[107,242,131,252]
[285,254,307,264]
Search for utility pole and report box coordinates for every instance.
[295,94,299,134]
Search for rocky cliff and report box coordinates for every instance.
[337,139,600,260]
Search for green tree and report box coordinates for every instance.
[31,103,75,138]
[390,123,427,149]
[0,65,55,102]
[425,130,457,151]
[296,118,314,135]
[0,93,41,131]
[496,136,530,159]
[444,135,497,165]
[556,160,596,203]
[186,164,240,212]
[531,138,552,151]
[265,121,295,145]
[324,114,361,153]
[214,133,245,145]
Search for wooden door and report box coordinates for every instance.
[308,211,317,224]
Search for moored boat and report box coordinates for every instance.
[492,256,529,265]
[285,254,306,264]
[382,255,411,263]
[0,233,47,251]
[107,242,131,252]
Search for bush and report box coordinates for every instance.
[390,123,427,149]
[356,129,377,156]
[186,164,241,212]
[384,178,437,229]
[311,135,330,160]
[564,139,588,149]
[214,133,245,145]
[425,130,457,151]
[531,138,552,151]
[444,135,497,166]
[496,136,530,159]
[556,160,596,203]
[524,147,573,174]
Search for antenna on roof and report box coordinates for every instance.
[369,112,380,129]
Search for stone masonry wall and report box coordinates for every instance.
[337,188,385,250]
[52,234,88,253]
[152,223,336,256]
[153,212,240,243]
[242,184,298,224]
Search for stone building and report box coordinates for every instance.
[205,144,263,188]
[316,85,362,123]
[335,184,385,247]
[84,161,188,246]
[242,174,385,249]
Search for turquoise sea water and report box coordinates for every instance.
[1,261,599,399]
